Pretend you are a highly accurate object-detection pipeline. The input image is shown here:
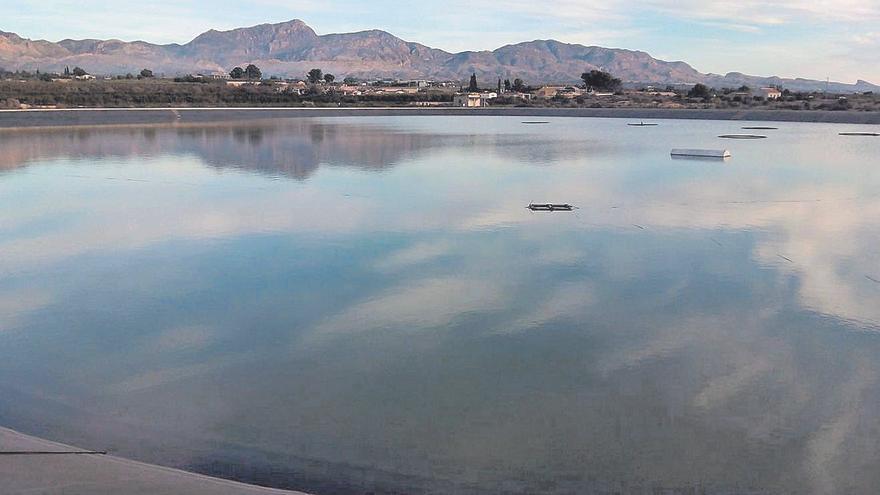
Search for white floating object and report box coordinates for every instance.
[671,149,731,158]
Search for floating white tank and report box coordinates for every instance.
[670,149,731,158]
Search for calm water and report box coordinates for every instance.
[1,116,880,494]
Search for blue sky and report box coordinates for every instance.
[4,0,879,83]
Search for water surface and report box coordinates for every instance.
[2,116,880,494]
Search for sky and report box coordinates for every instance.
[4,0,880,83]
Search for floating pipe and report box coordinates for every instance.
[670,149,731,158]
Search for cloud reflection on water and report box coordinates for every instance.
[1,117,880,494]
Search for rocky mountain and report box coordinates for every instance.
[1,20,876,92]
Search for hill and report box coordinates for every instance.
[1,20,876,92]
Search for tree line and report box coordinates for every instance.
[460,69,622,92]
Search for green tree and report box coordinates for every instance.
[688,83,711,99]
[139,68,154,78]
[72,67,87,77]
[324,73,335,84]
[343,76,359,84]
[229,66,245,79]
[63,66,71,77]
[512,78,525,92]
[307,68,323,84]
[468,72,478,92]
[245,64,262,80]
[503,79,511,91]
[581,70,621,91]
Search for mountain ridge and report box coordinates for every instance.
[0,19,876,93]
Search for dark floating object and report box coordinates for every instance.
[0,450,108,455]
[839,132,879,136]
[628,122,659,126]
[719,134,767,139]
[742,126,778,130]
[522,121,550,124]
[528,203,574,211]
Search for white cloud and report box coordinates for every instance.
[308,277,505,340]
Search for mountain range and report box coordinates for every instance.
[1,19,876,93]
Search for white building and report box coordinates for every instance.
[453,92,494,107]
[757,87,782,99]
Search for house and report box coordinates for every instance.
[756,87,782,99]
[453,92,493,107]
[74,74,96,80]
[338,84,363,96]
[226,80,260,87]
[533,86,564,98]
[557,86,585,98]
[502,91,532,101]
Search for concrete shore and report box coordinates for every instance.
[0,427,307,495]
[0,106,879,128]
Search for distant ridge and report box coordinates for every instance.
[0,20,876,92]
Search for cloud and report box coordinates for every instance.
[150,324,213,352]
[373,240,453,272]
[0,288,52,331]
[644,0,880,26]
[308,277,505,340]
[500,281,597,334]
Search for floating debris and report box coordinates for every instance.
[0,450,107,455]
[527,203,574,211]
[866,275,880,284]
[628,122,659,126]
[839,132,879,136]
[777,254,794,263]
[522,121,550,124]
[719,134,767,139]
[671,149,731,158]
[742,126,778,130]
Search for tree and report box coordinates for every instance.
[581,70,621,91]
[324,73,335,84]
[512,78,525,92]
[343,76,359,84]
[72,67,87,77]
[688,83,711,99]
[139,68,154,78]
[504,79,511,91]
[244,64,261,80]
[64,66,71,77]
[307,68,323,84]
[245,64,262,80]
[229,66,245,79]
[468,72,478,92]
[497,78,502,93]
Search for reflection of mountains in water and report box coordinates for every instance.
[0,121,448,180]
[0,120,619,178]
